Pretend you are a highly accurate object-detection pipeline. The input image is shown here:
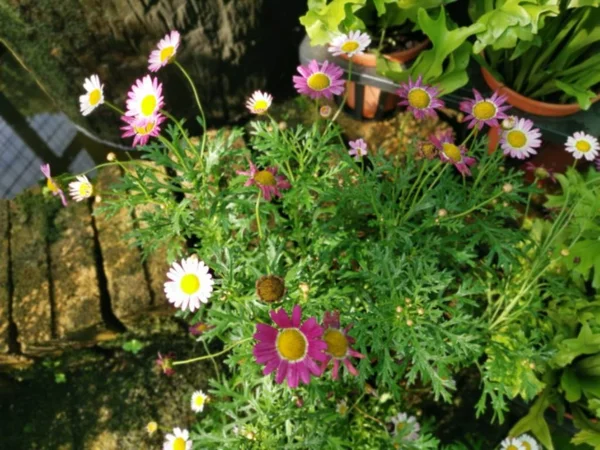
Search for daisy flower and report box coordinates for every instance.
[68,175,93,202]
[348,138,368,160]
[125,75,165,122]
[79,74,104,116]
[164,256,214,312]
[40,164,67,206]
[500,117,542,160]
[397,75,445,120]
[253,304,328,388]
[237,161,291,201]
[120,113,166,147]
[191,390,209,413]
[156,352,175,376]
[319,105,332,118]
[430,131,476,176]
[517,434,539,450]
[163,427,192,450]
[390,412,420,441]
[293,60,345,100]
[524,162,556,183]
[336,399,349,415]
[146,421,158,436]
[500,437,525,450]
[320,311,365,380]
[459,89,510,130]
[256,274,286,303]
[148,30,180,72]
[246,91,273,115]
[565,131,599,161]
[328,30,371,57]
[189,322,214,336]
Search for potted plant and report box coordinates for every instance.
[469,0,600,117]
[300,0,483,118]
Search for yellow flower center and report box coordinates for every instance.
[307,72,331,91]
[78,183,93,198]
[134,121,156,136]
[195,395,205,407]
[323,328,348,358]
[180,274,200,295]
[47,178,59,193]
[442,143,462,163]
[507,130,527,149]
[337,403,348,415]
[89,89,101,106]
[407,88,431,109]
[141,94,157,116]
[473,100,497,120]
[276,328,307,361]
[173,437,186,450]
[521,442,531,450]
[160,46,175,63]
[506,446,519,450]
[575,139,591,152]
[254,170,276,186]
[396,422,405,431]
[146,422,157,434]
[341,41,360,53]
[253,99,269,112]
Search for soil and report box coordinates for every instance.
[367,27,428,55]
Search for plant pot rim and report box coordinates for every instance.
[340,39,430,68]
[480,67,600,118]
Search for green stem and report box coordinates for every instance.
[65,161,135,180]
[460,127,478,148]
[173,337,253,366]
[158,135,189,171]
[255,190,263,240]
[160,109,200,162]
[524,176,539,219]
[201,340,221,382]
[104,101,125,116]
[331,60,353,124]
[447,190,504,221]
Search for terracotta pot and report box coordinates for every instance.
[343,40,430,119]
[481,67,600,118]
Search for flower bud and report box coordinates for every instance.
[561,248,570,257]
[501,116,517,130]
[319,105,332,118]
[106,152,116,162]
[502,183,513,193]
[437,209,447,218]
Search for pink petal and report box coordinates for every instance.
[270,308,292,328]
[291,304,302,327]
[287,364,299,388]
[332,359,340,380]
[275,360,289,384]
[343,359,359,376]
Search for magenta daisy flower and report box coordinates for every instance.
[524,162,556,183]
[237,161,291,201]
[397,75,445,120]
[293,60,345,100]
[500,117,542,160]
[459,89,510,130]
[320,311,364,380]
[431,131,477,176]
[348,138,368,160]
[40,164,67,206]
[120,113,166,147]
[148,30,180,72]
[125,75,165,123]
[253,305,327,388]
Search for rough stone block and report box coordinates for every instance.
[9,190,53,356]
[93,167,152,329]
[50,200,106,341]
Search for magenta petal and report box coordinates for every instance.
[287,364,299,388]
[291,305,302,327]
[275,359,289,384]
[270,308,292,328]
[263,357,279,375]
[305,357,322,376]
[332,359,340,380]
[255,323,278,341]
[297,362,311,384]
[343,359,358,376]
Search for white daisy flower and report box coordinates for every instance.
[164,256,214,312]
[500,436,525,450]
[390,412,420,441]
[517,434,539,450]
[500,117,542,159]
[328,30,372,57]
[149,30,181,72]
[79,75,104,116]
[565,131,599,161]
[191,390,209,413]
[336,400,348,415]
[68,175,93,202]
[146,421,158,435]
[163,427,192,450]
[246,91,273,115]
[125,75,165,122]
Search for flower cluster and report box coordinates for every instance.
[500,434,539,450]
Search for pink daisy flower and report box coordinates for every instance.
[500,117,542,159]
[156,352,175,376]
[431,131,477,176]
[348,138,368,160]
[125,75,165,123]
[237,161,291,201]
[459,89,510,130]
[253,305,328,388]
[120,113,166,147]
[293,60,345,100]
[148,30,180,72]
[524,162,556,183]
[40,164,67,206]
[320,311,365,380]
[397,75,445,120]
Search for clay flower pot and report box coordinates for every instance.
[342,40,430,119]
[481,67,600,118]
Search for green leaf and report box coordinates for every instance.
[554,79,596,109]
[568,0,600,8]
[299,0,366,45]
[560,368,582,402]
[122,339,145,354]
[572,430,600,449]
[510,392,554,450]
[553,323,600,368]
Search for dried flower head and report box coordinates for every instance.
[255,275,286,303]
